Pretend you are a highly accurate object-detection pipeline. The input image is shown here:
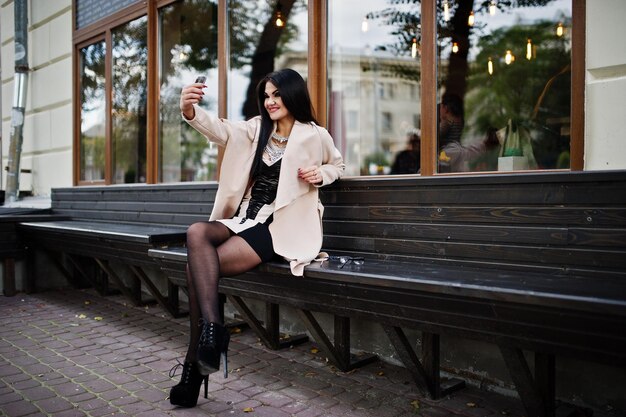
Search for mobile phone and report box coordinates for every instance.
[195,76,206,84]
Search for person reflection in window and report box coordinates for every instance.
[390,130,421,174]
[439,92,464,147]
[438,92,494,173]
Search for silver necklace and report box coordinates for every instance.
[271,132,289,143]
[264,138,286,164]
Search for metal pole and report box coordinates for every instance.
[5,0,29,203]
[0,14,3,195]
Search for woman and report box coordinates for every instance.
[170,68,345,407]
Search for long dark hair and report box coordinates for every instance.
[249,68,318,179]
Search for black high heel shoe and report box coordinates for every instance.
[197,321,230,378]
[169,360,208,408]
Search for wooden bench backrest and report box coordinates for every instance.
[51,183,218,227]
[52,172,626,276]
[320,171,626,276]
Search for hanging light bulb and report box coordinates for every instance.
[468,11,475,27]
[452,42,459,53]
[411,38,418,58]
[556,22,564,37]
[275,10,284,27]
[526,39,533,60]
[443,0,450,22]
[505,49,515,65]
[489,1,497,16]
[361,17,369,32]
[488,57,493,75]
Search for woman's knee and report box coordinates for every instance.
[186,222,207,246]
[186,221,229,247]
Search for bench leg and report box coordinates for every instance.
[383,326,465,399]
[94,258,144,307]
[227,295,308,350]
[30,251,91,293]
[499,346,555,417]
[128,265,186,318]
[297,310,377,372]
[2,258,17,296]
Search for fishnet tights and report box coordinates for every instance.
[184,221,262,362]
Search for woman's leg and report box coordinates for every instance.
[184,221,263,360]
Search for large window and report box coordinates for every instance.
[327,0,574,176]
[79,41,106,182]
[159,0,219,182]
[328,0,421,176]
[74,0,581,184]
[111,16,148,184]
[436,0,572,173]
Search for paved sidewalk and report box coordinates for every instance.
[0,289,617,417]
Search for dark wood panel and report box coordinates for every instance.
[322,236,626,270]
[323,220,569,245]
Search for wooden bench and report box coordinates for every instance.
[17,183,218,316]
[1,207,67,296]
[149,171,626,417]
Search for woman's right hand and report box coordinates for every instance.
[180,81,206,120]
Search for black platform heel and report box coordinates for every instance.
[169,360,208,408]
[197,321,230,378]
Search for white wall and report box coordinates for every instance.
[585,0,626,170]
[1,0,73,197]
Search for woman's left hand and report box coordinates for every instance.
[298,166,322,184]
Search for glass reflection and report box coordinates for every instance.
[328,0,422,176]
[159,0,219,182]
[111,16,148,184]
[79,42,106,182]
[436,0,572,173]
[228,0,308,120]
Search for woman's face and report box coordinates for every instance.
[264,81,292,122]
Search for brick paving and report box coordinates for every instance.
[0,289,620,417]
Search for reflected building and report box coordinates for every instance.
[280,49,421,176]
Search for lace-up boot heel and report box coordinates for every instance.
[197,321,230,378]
[169,361,208,408]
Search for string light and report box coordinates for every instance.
[468,11,475,27]
[361,17,368,32]
[275,10,284,27]
[443,0,450,22]
[505,49,515,65]
[411,38,418,58]
[526,39,533,60]
[488,57,493,75]
[489,0,497,16]
[556,22,564,37]
[452,42,459,53]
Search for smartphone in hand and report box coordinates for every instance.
[195,76,206,84]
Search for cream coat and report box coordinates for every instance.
[185,105,345,275]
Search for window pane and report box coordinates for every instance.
[79,41,106,182]
[159,0,219,183]
[228,0,308,120]
[111,16,148,184]
[328,1,422,176]
[437,0,572,173]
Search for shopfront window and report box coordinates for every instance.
[111,16,148,184]
[228,0,308,120]
[328,1,422,176]
[79,41,106,182]
[158,0,219,182]
[436,0,572,173]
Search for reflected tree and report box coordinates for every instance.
[367,0,558,98]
